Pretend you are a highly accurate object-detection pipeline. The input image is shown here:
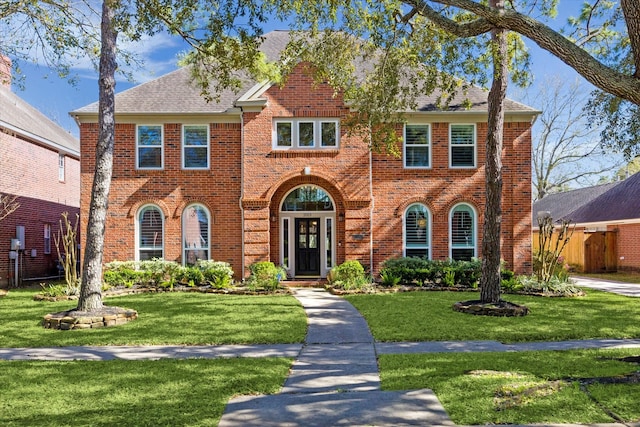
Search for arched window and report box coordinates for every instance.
[183,204,210,266]
[138,205,163,260]
[450,203,476,261]
[282,185,334,211]
[404,204,430,258]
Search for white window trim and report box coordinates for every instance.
[449,203,477,259]
[136,124,164,170]
[182,203,211,265]
[403,204,431,259]
[135,204,164,261]
[273,118,340,150]
[403,123,432,169]
[58,154,65,182]
[182,125,210,170]
[449,123,477,169]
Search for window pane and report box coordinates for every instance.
[326,218,332,268]
[299,122,314,147]
[138,126,162,146]
[451,208,473,247]
[185,147,208,168]
[183,205,209,266]
[406,209,428,246]
[282,186,334,211]
[406,248,429,258]
[451,146,474,167]
[139,206,163,260]
[406,125,429,145]
[283,218,289,268]
[321,122,337,146]
[406,147,429,167]
[138,147,162,168]
[277,122,292,146]
[451,125,474,145]
[184,126,208,146]
[452,248,474,261]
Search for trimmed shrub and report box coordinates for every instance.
[329,260,369,290]
[246,261,284,291]
[197,260,234,288]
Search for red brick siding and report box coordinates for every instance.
[0,129,80,285]
[80,122,243,273]
[612,223,640,271]
[79,63,533,279]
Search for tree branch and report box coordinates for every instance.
[418,0,640,104]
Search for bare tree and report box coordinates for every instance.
[0,194,19,222]
[522,76,624,200]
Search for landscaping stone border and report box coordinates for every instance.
[43,307,138,330]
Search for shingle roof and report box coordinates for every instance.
[0,85,79,156]
[73,30,538,117]
[531,174,640,226]
[567,172,640,224]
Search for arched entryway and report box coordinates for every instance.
[279,185,336,278]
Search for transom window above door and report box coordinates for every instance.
[282,186,334,211]
[273,119,339,149]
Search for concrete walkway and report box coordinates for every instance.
[219,287,455,426]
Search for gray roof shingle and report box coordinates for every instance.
[0,86,79,155]
[73,30,538,117]
[568,172,640,224]
[531,174,640,226]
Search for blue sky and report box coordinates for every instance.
[10,11,583,138]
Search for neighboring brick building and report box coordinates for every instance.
[72,31,536,279]
[0,57,80,286]
[533,172,640,272]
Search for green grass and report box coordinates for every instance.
[0,357,292,426]
[379,348,640,425]
[0,289,307,347]
[344,289,640,342]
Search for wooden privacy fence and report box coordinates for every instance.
[532,229,617,273]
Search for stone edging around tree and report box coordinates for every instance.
[43,307,138,330]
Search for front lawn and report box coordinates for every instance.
[380,348,640,425]
[0,357,292,426]
[0,289,307,348]
[578,272,640,284]
[344,289,640,342]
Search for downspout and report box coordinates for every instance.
[368,123,374,275]
[239,107,246,279]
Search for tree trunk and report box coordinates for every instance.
[480,0,507,304]
[77,0,117,312]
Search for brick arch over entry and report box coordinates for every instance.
[269,175,348,275]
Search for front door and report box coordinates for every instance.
[295,218,321,276]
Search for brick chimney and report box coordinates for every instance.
[0,55,11,89]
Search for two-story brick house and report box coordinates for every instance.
[72,31,536,280]
[0,56,80,286]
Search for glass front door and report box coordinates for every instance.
[295,218,321,276]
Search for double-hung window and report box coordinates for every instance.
[182,204,210,266]
[450,124,476,168]
[404,124,430,168]
[137,125,163,169]
[274,119,339,149]
[183,125,209,169]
